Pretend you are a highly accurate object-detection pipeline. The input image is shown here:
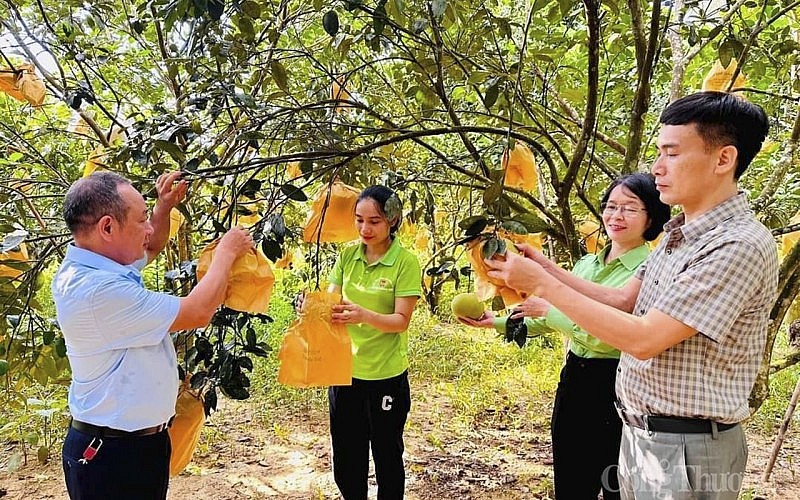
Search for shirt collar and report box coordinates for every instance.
[665,192,750,244]
[594,243,650,271]
[65,244,143,281]
[356,237,402,266]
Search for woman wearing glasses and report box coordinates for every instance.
[459,173,670,499]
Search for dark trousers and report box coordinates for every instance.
[62,426,171,500]
[551,352,622,500]
[329,371,411,500]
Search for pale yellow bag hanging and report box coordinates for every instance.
[0,63,45,106]
[277,291,353,387]
[502,143,538,192]
[196,240,275,314]
[168,380,205,476]
[303,181,360,243]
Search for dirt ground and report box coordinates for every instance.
[1,396,798,499]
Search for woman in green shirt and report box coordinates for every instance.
[460,173,669,499]
[327,185,422,500]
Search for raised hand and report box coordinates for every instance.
[155,171,188,209]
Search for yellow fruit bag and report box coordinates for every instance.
[277,291,352,387]
[702,60,747,94]
[502,143,538,192]
[196,240,275,314]
[303,181,360,243]
[0,63,45,106]
[168,382,205,476]
[466,237,528,307]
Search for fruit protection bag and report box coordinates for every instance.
[466,238,528,307]
[277,291,353,388]
[168,380,205,476]
[502,143,538,192]
[196,239,275,314]
[303,181,361,243]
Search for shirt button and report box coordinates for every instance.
[617,368,622,373]
[654,279,659,285]
[639,309,645,314]
[666,249,672,255]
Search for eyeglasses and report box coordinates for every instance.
[601,203,647,218]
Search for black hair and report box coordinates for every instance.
[356,185,402,235]
[600,173,671,241]
[659,91,769,179]
[63,171,131,235]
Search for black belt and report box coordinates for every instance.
[615,404,737,434]
[71,418,171,438]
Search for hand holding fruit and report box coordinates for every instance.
[332,300,367,324]
[484,250,549,296]
[457,310,496,328]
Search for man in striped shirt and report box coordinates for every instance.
[486,92,778,499]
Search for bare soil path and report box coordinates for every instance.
[1,397,798,499]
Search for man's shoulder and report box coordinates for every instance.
[712,213,775,252]
[52,261,132,298]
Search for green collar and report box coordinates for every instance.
[595,243,650,271]
[356,237,402,267]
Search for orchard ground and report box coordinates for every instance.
[1,322,799,499]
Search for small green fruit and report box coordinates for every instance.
[451,292,485,319]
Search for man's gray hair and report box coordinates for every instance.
[63,171,131,235]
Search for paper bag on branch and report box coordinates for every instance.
[303,181,360,243]
[168,380,205,476]
[196,240,275,314]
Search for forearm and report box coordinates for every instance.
[360,309,411,333]
[541,260,633,311]
[171,253,236,331]
[539,279,688,359]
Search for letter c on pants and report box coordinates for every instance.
[382,395,393,411]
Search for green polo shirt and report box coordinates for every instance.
[493,244,650,359]
[330,237,422,380]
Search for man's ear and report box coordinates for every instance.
[715,144,738,177]
[98,215,115,239]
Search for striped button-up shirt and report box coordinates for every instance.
[616,193,778,423]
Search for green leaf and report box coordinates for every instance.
[54,337,67,358]
[271,61,289,92]
[238,179,262,199]
[153,140,185,163]
[431,0,446,19]
[245,327,257,348]
[42,331,55,346]
[484,82,499,109]
[458,215,488,235]
[280,183,307,201]
[483,182,503,205]
[0,359,8,376]
[208,0,224,20]
[501,220,528,235]
[512,212,550,233]
[236,15,255,40]
[506,316,527,348]
[323,10,339,36]
[241,0,261,18]
[373,4,387,36]
[481,237,498,259]
[261,238,282,262]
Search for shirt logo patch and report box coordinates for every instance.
[377,278,393,289]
